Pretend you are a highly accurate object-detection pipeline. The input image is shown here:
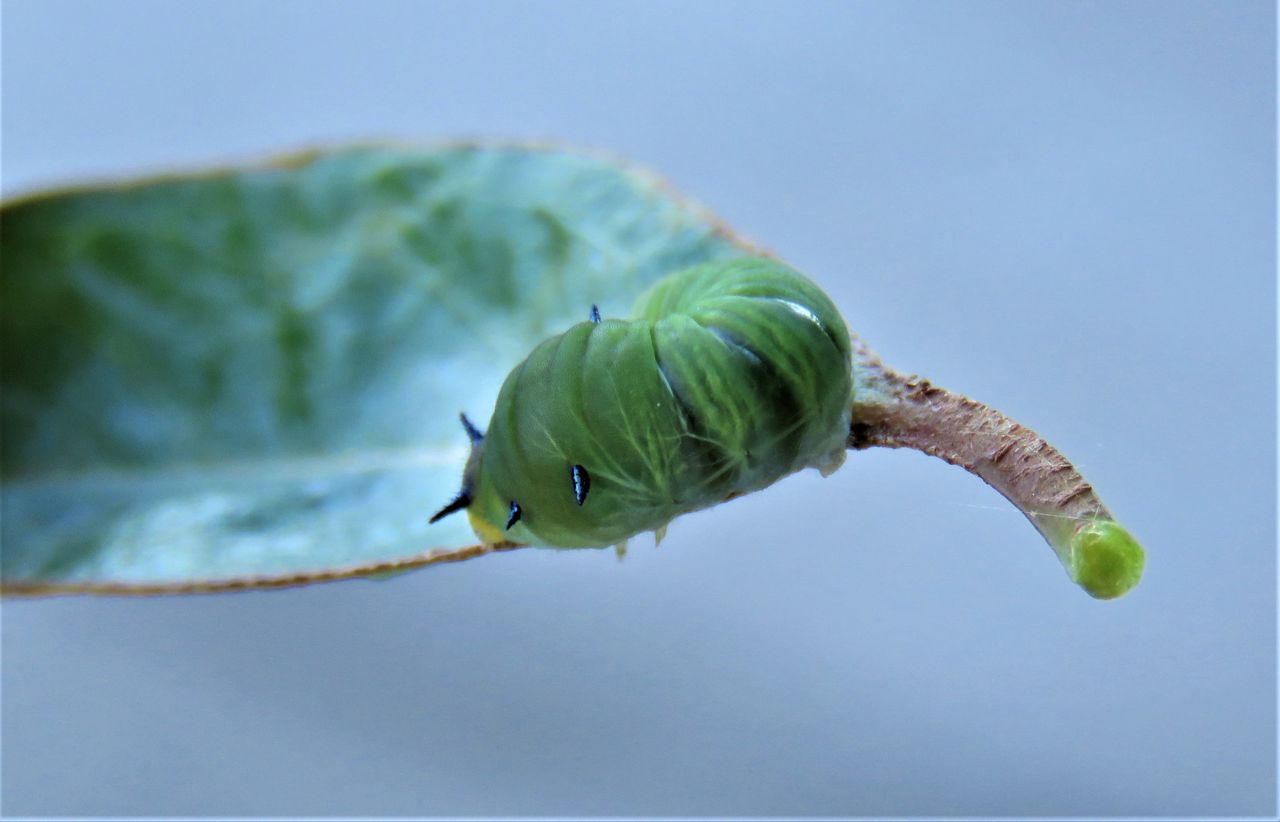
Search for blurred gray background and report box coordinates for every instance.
[2,0,1275,817]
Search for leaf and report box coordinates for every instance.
[1,145,750,594]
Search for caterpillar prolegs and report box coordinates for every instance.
[431,257,853,548]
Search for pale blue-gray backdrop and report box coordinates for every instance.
[2,0,1275,817]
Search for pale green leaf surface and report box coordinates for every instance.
[0,146,745,591]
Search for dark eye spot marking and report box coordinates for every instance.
[506,500,522,530]
[571,464,590,505]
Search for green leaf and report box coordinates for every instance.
[1,145,748,593]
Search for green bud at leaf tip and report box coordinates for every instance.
[1067,520,1145,599]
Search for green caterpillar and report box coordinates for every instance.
[431,256,853,548]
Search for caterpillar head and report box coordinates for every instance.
[428,413,510,545]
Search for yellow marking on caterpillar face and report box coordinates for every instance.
[468,509,509,547]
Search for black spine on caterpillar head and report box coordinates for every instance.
[571,464,590,505]
[460,412,485,444]
[430,414,486,523]
[506,501,522,529]
[589,305,602,324]
[429,491,472,523]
